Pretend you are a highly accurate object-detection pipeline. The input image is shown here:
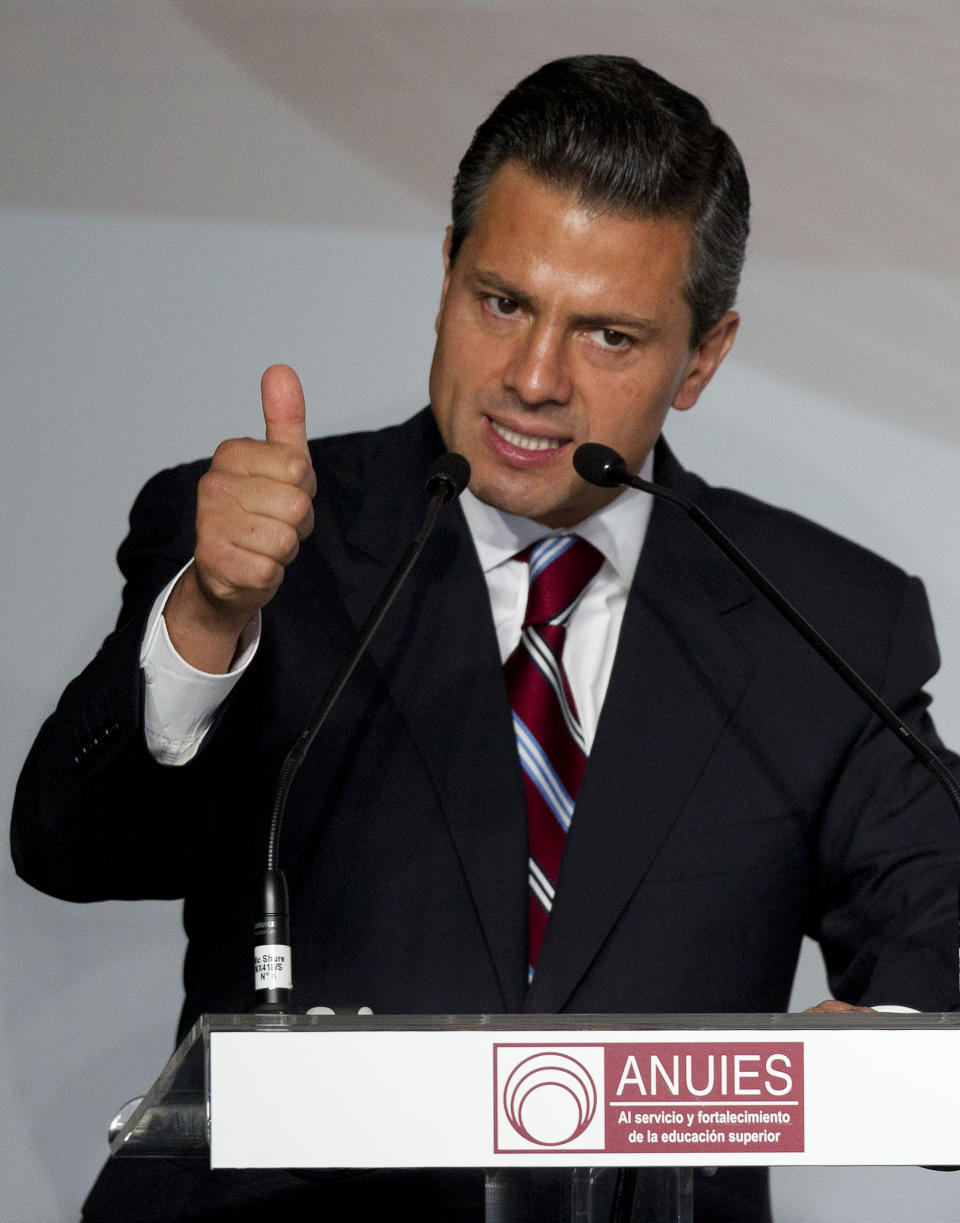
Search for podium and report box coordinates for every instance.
[110,1012,959,1221]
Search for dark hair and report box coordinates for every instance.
[450,55,749,345]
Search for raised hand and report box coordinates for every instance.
[163,365,317,672]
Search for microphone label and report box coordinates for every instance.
[254,944,292,991]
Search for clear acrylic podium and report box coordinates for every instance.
[110,1011,959,1221]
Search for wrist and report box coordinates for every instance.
[163,565,255,673]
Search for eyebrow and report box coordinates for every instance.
[468,269,661,336]
[468,270,533,307]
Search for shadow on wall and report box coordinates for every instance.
[178,1,960,450]
[175,0,960,277]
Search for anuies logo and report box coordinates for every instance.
[495,1045,605,1152]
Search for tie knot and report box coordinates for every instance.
[521,536,604,627]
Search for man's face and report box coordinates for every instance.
[429,162,738,527]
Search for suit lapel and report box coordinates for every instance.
[525,443,757,1012]
[330,413,529,1012]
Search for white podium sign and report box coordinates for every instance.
[206,1017,960,1169]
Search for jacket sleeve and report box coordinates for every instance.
[811,575,960,1012]
[10,460,248,901]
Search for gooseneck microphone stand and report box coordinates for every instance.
[572,441,960,823]
[253,452,471,1013]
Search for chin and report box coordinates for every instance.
[474,483,547,522]
[490,495,585,529]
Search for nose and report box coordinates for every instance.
[502,324,573,407]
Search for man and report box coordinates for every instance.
[12,56,960,1222]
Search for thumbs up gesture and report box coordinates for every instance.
[164,366,317,672]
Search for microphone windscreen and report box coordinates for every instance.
[426,452,471,501]
[573,443,629,488]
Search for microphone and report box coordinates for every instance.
[573,442,960,824]
[426,451,471,502]
[572,442,632,489]
[574,442,688,509]
[253,452,471,1012]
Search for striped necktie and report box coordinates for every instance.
[505,535,604,981]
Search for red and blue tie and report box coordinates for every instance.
[505,536,604,981]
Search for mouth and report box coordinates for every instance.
[489,418,568,452]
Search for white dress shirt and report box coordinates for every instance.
[139,570,260,764]
[458,458,653,750]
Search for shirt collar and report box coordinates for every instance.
[458,448,654,586]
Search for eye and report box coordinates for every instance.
[485,295,520,317]
[594,328,631,350]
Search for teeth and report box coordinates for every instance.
[491,420,563,451]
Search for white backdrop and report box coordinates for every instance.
[3,3,959,1219]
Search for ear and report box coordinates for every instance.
[672,311,739,411]
[435,227,454,334]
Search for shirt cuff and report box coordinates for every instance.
[139,561,260,765]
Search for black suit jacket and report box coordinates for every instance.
[13,409,960,1039]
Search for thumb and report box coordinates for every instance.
[261,364,308,452]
